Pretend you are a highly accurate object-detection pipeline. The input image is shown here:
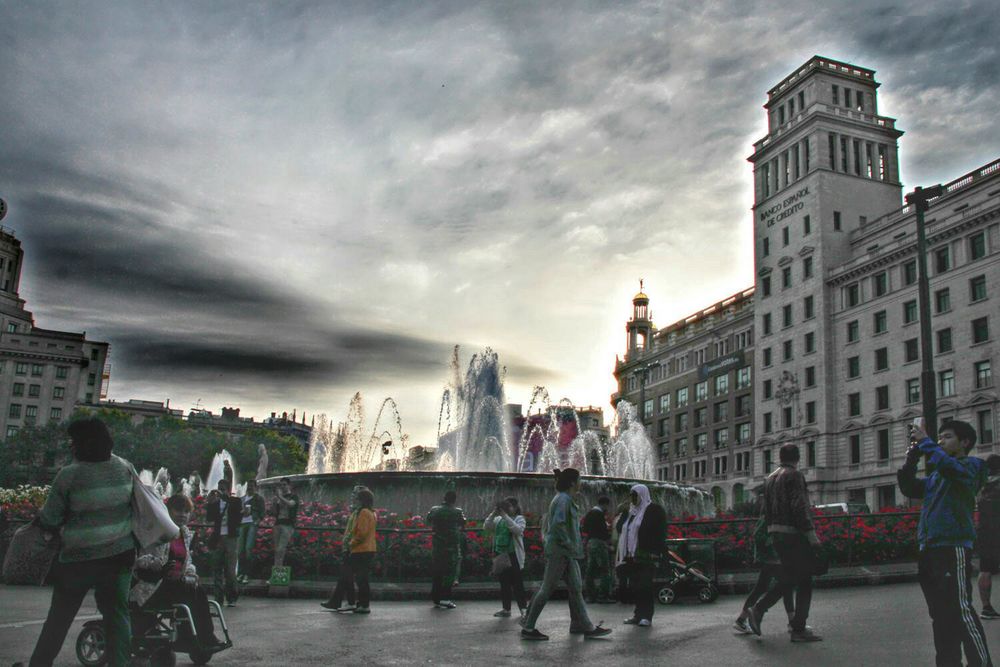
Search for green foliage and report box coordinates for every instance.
[0,408,307,486]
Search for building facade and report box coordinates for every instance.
[0,226,110,439]
[615,56,999,510]
[614,287,755,508]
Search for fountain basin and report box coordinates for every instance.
[259,471,714,519]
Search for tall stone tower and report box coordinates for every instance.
[748,56,904,493]
[625,281,654,362]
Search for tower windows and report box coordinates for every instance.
[844,88,852,109]
[853,139,861,175]
[832,84,839,106]
[840,136,848,172]
[878,144,888,180]
[829,134,836,170]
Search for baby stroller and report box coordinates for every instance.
[75,600,232,666]
[656,539,719,605]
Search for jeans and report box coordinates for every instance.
[350,553,373,607]
[498,552,528,612]
[327,553,372,608]
[213,536,239,603]
[752,533,814,632]
[326,553,357,608]
[523,553,593,632]
[30,551,133,667]
[273,523,294,568]
[237,522,257,575]
[919,546,993,667]
[743,563,794,616]
[584,539,612,600]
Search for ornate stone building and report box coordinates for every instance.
[615,56,999,510]
[0,225,110,438]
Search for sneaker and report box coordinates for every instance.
[584,624,612,639]
[623,617,640,625]
[637,619,651,627]
[982,606,1000,619]
[320,601,339,611]
[734,617,752,635]
[521,628,549,641]
[437,601,457,609]
[788,623,813,634]
[353,606,371,614]
[746,606,762,637]
[494,609,512,618]
[335,605,357,613]
[790,628,823,642]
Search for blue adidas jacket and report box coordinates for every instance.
[898,437,988,550]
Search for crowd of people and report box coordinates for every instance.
[8,415,1000,665]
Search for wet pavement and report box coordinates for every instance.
[2,581,998,665]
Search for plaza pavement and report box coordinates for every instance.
[2,581,998,665]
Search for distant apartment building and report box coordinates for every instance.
[0,226,110,438]
[615,56,999,511]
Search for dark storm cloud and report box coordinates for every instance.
[0,0,997,439]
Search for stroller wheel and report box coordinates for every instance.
[697,585,719,603]
[76,623,107,666]
[657,585,676,605]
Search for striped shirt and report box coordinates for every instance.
[38,454,136,563]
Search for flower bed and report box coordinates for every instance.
[2,487,921,579]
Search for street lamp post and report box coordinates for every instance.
[905,184,945,440]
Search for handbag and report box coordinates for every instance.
[2,522,60,585]
[491,552,512,577]
[131,469,180,549]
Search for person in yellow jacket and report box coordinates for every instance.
[322,488,377,614]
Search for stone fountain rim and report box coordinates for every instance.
[258,470,712,497]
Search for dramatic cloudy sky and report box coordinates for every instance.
[1,1,998,445]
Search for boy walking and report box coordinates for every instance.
[899,419,993,666]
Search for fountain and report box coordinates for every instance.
[205,450,245,497]
[271,346,713,518]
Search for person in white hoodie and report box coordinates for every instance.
[484,497,528,617]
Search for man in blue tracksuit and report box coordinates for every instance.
[899,419,993,667]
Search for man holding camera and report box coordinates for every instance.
[899,419,993,666]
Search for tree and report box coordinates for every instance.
[0,409,307,487]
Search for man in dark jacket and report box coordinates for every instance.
[582,496,613,603]
[427,490,466,609]
[978,455,1000,619]
[746,444,823,642]
[900,420,993,666]
[206,479,243,606]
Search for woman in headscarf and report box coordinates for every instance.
[616,484,667,627]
